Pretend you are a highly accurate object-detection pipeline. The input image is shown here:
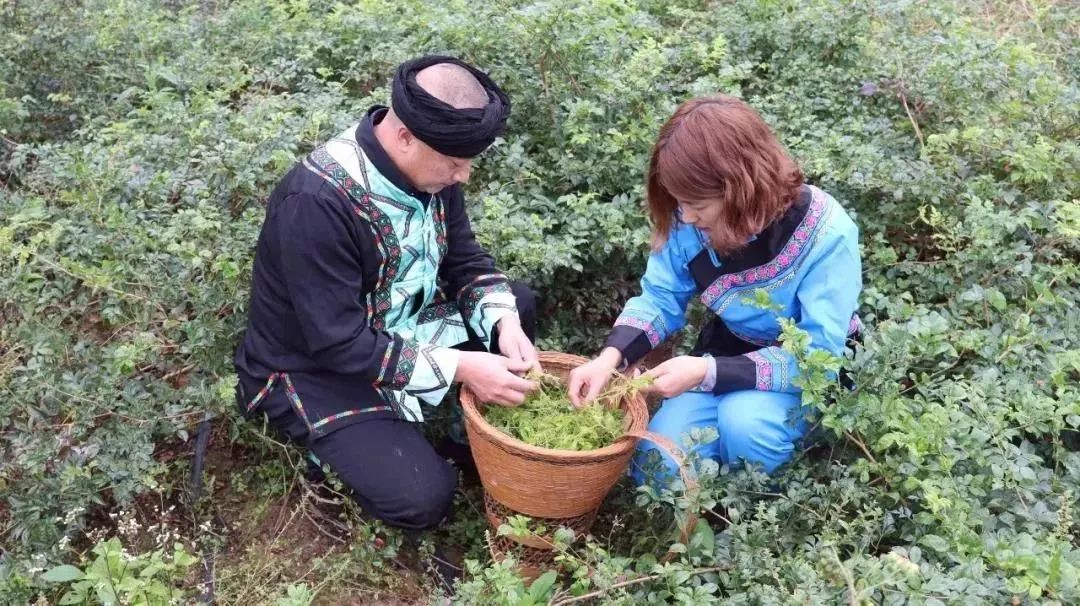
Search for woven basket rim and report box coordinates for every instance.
[460,351,648,462]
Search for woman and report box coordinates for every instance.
[569,95,862,484]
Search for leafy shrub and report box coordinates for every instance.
[38,538,197,606]
[1,0,1077,603]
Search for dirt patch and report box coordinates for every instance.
[57,416,441,603]
[247,491,345,562]
[188,422,431,603]
[72,302,129,346]
[210,484,430,604]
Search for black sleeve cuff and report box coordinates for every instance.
[712,355,757,394]
[603,325,654,369]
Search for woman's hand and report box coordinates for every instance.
[643,355,709,399]
[567,347,623,407]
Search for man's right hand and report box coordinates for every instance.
[456,351,537,407]
[567,347,623,407]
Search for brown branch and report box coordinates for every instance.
[845,431,878,465]
[537,50,560,129]
[735,489,829,522]
[549,566,728,605]
[39,258,153,304]
[1,133,20,152]
[898,86,926,152]
[299,505,347,545]
[704,507,732,526]
[160,363,196,382]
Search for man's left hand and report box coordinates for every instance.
[497,314,540,373]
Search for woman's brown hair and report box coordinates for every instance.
[647,95,804,253]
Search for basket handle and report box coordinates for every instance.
[625,429,702,564]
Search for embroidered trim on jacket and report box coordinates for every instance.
[614,315,664,348]
[701,188,830,312]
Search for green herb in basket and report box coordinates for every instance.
[482,370,651,451]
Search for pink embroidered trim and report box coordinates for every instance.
[701,188,828,309]
[745,350,773,390]
[615,316,663,347]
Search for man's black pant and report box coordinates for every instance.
[238,282,537,530]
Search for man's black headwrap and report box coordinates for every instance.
[391,55,511,159]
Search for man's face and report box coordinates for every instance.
[400,134,474,194]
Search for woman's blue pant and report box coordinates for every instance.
[630,389,808,486]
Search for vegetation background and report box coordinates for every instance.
[1,0,1077,603]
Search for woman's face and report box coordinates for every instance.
[677,198,724,236]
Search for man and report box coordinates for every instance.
[234,56,539,533]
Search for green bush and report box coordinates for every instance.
[1,0,1077,603]
[39,537,197,605]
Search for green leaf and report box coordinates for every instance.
[59,591,88,605]
[690,519,715,555]
[41,565,85,583]
[987,289,1007,312]
[553,527,576,546]
[920,535,950,553]
[635,553,658,573]
[1048,544,1062,589]
[528,570,558,600]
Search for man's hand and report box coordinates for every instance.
[567,347,622,407]
[496,314,540,372]
[456,351,537,407]
[643,356,709,400]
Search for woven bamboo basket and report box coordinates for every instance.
[460,351,649,520]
